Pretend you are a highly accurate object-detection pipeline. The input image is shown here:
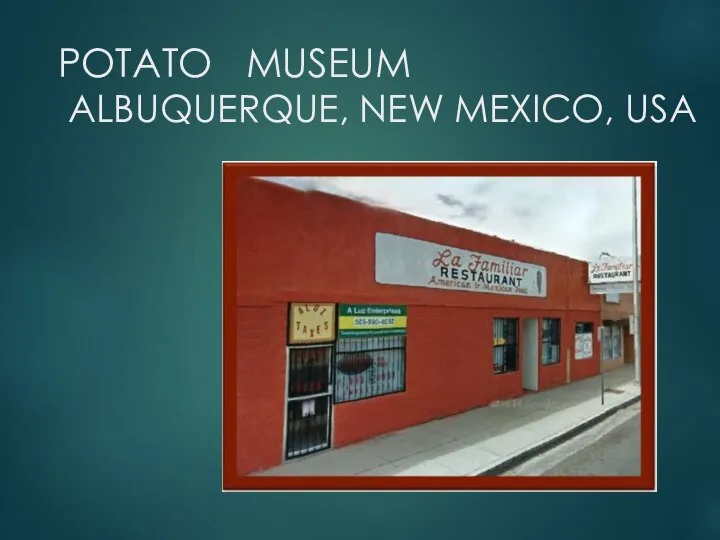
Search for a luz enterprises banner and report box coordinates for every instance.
[338,304,407,338]
[375,233,547,298]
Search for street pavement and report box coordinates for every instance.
[505,402,641,476]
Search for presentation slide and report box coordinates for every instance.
[2,2,713,539]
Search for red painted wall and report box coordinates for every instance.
[233,177,601,475]
[235,305,286,475]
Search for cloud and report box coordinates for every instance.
[473,180,493,195]
[459,203,489,221]
[510,206,534,219]
[435,193,489,221]
[436,193,463,207]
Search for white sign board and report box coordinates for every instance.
[590,282,642,294]
[574,332,593,360]
[588,258,637,284]
[375,233,547,298]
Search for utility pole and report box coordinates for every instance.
[632,177,641,384]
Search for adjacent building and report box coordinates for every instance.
[230,177,603,476]
[600,292,639,371]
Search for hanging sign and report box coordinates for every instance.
[288,303,336,344]
[588,258,637,284]
[338,304,407,338]
[375,233,547,298]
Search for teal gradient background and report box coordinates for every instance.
[2,0,718,538]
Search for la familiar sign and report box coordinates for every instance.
[588,257,638,284]
[375,233,547,298]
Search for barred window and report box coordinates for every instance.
[334,335,406,403]
[493,318,519,374]
[542,318,561,365]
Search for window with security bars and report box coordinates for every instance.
[541,318,561,365]
[334,335,406,403]
[493,318,519,374]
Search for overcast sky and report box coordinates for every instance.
[261,176,640,261]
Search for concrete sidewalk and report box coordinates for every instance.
[256,364,640,476]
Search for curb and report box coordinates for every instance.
[473,393,641,476]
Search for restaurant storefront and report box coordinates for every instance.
[230,177,602,476]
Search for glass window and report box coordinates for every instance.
[575,322,593,334]
[541,318,561,365]
[574,322,594,360]
[493,318,519,374]
[602,325,620,361]
[334,335,406,403]
[611,325,623,359]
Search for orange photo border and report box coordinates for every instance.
[222,162,656,491]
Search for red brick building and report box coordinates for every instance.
[231,177,602,476]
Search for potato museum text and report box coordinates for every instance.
[60,47,696,125]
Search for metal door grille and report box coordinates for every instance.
[286,394,331,459]
[285,345,333,460]
[288,346,332,399]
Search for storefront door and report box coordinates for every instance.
[284,344,334,460]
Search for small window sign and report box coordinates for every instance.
[301,400,315,418]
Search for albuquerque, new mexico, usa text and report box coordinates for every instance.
[60,47,697,126]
